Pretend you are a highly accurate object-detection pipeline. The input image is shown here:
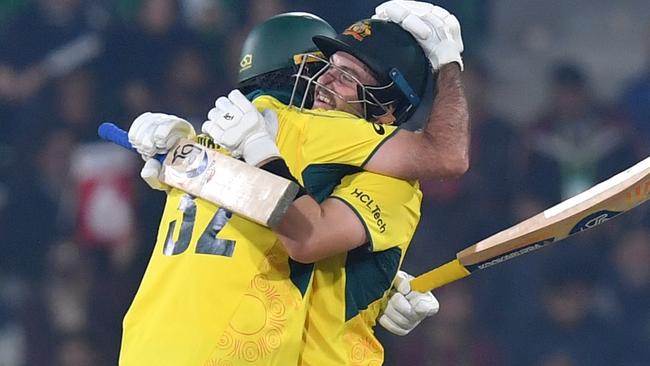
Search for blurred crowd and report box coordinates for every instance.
[0,0,649,365]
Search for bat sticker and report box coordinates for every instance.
[170,143,209,178]
[468,238,555,272]
[569,210,622,235]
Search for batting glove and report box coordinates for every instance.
[128,112,196,159]
[138,158,169,191]
[202,89,280,166]
[373,0,464,71]
[128,112,196,191]
[378,270,440,336]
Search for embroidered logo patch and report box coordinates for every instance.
[239,54,253,72]
[343,21,372,41]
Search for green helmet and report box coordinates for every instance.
[237,12,337,86]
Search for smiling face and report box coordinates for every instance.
[312,52,379,117]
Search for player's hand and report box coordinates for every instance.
[139,158,169,191]
[373,1,464,71]
[378,270,439,336]
[202,89,280,166]
[128,112,196,159]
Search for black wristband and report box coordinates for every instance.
[260,159,307,199]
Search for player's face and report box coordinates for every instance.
[312,52,378,117]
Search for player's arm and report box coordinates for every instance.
[201,91,367,261]
[269,166,421,265]
[367,1,469,181]
[274,194,368,263]
[367,63,468,180]
[252,159,367,263]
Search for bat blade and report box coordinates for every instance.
[98,123,298,228]
[410,156,650,293]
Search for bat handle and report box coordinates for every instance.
[98,122,165,163]
[410,259,471,292]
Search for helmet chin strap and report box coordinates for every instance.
[388,68,421,108]
[374,112,397,125]
[359,83,397,121]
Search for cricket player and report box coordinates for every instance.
[196,5,464,364]
[123,3,463,365]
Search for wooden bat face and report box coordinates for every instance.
[159,139,299,228]
[98,124,298,228]
[411,156,650,293]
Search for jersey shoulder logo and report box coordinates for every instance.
[372,123,385,135]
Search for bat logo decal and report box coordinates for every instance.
[469,238,555,272]
[170,143,209,178]
[569,210,622,235]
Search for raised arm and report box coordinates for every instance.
[366,63,469,180]
[366,1,470,181]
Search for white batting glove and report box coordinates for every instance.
[378,270,439,336]
[202,89,280,166]
[128,112,196,159]
[373,1,464,71]
[128,112,195,191]
[138,158,169,191]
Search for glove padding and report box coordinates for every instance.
[128,112,196,159]
[373,0,464,71]
[128,112,196,191]
[139,158,168,191]
[378,270,440,336]
[202,89,280,166]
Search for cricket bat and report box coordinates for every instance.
[410,156,650,293]
[97,123,299,228]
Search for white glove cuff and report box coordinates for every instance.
[432,41,463,71]
[141,159,168,191]
[243,135,281,167]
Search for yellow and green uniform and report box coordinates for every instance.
[254,95,422,366]
[121,94,419,366]
[301,173,420,366]
[253,95,399,180]
[120,144,313,366]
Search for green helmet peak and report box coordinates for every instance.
[237,12,337,86]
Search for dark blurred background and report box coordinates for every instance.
[0,1,649,365]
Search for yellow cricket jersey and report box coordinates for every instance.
[253,95,423,366]
[122,94,420,366]
[120,144,313,366]
[301,173,421,366]
[252,95,400,193]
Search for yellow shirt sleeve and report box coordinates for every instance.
[330,172,421,252]
[252,95,399,169]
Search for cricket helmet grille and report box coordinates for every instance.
[312,18,431,124]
